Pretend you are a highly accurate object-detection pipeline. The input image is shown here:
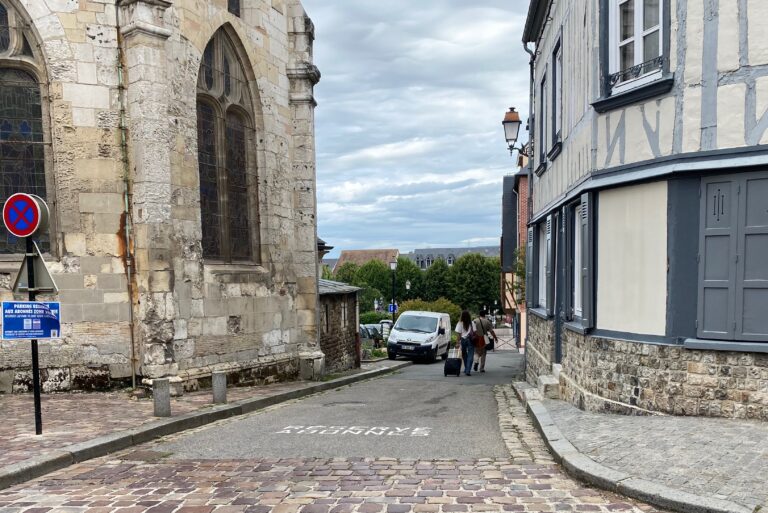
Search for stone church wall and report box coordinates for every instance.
[0,0,321,392]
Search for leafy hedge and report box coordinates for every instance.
[359,311,392,325]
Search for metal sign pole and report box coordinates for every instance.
[25,237,42,435]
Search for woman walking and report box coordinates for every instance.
[455,309,475,376]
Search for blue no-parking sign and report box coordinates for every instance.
[2,301,61,340]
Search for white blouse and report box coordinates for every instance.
[454,320,476,338]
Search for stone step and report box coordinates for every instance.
[537,374,560,399]
[512,381,541,405]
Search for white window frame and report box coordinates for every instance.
[608,0,663,94]
[538,222,547,309]
[553,43,563,145]
[539,74,548,165]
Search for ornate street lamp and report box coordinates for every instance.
[502,107,528,156]
[389,259,398,322]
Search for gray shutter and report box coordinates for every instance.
[526,226,535,307]
[564,206,574,320]
[546,215,554,316]
[735,173,768,340]
[580,193,594,329]
[697,179,737,339]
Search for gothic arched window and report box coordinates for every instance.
[0,1,48,254]
[196,29,259,262]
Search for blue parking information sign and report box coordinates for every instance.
[2,301,61,340]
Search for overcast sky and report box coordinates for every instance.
[301,1,531,258]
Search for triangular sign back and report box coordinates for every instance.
[12,241,59,294]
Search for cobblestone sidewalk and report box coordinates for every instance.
[0,361,399,470]
[543,399,768,510]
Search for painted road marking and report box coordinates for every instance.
[276,425,431,436]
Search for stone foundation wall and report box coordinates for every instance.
[525,314,555,384]
[559,329,768,421]
[319,294,358,374]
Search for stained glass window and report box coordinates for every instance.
[202,41,214,91]
[0,4,9,53]
[223,57,231,97]
[196,101,221,259]
[228,0,240,17]
[225,112,250,260]
[196,29,258,263]
[0,69,47,254]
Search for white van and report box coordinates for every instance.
[386,311,451,362]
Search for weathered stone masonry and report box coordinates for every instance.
[318,294,358,374]
[527,315,768,421]
[0,0,322,393]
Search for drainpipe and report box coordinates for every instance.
[114,2,138,390]
[523,41,535,379]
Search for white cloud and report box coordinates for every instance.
[302,0,530,257]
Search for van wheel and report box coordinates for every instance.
[430,348,438,363]
[388,352,396,360]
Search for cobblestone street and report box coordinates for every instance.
[0,456,665,513]
[0,357,669,513]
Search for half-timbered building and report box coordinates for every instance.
[523,0,768,419]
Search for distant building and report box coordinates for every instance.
[501,166,529,345]
[334,249,400,271]
[404,247,499,270]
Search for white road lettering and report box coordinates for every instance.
[276,426,431,437]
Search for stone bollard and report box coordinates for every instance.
[212,371,227,404]
[153,378,171,417]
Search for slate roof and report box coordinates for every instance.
[318,279,361,296]
[406,246,500,258]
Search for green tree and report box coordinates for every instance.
[430,297,462,329]
[359,286,383,313]
[397,297,461,331]
[423,257,450,301]
[449,254,500,312]
[356,259,391,294]
[395,256,423,301]
[333,262,359,285]
[320,265,334,280]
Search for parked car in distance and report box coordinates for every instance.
[359,325,374,346]
[362,324,383,347]
[386,311,451,362]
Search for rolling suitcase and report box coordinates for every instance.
[444,347,462,377]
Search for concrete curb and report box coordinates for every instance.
[0,361,411,491]
[511,382,756,513]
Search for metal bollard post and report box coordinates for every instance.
[153,378,171,417]
[212,371,227,404]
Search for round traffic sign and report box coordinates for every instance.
[3,193,43,238]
